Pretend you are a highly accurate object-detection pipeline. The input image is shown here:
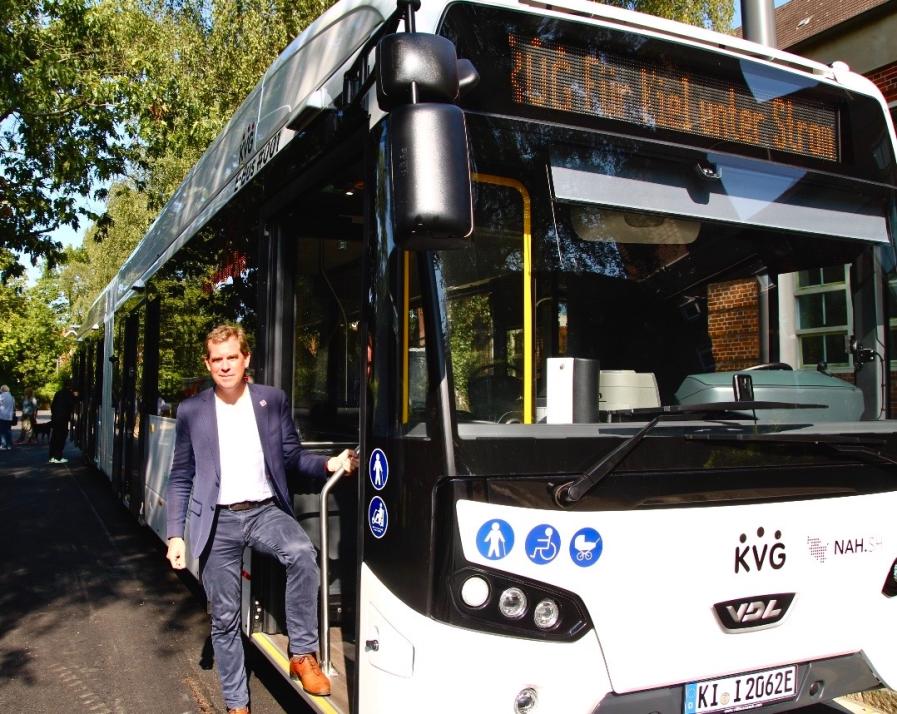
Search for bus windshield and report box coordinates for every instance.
[432,115,897,430]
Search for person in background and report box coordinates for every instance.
[17,387,38,444]
[0,385,14,450]
[165,324,358,714]
[49,382,76,463]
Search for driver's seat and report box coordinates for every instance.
[468,372,522,422]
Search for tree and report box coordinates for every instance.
[57,181,152,327]
[0,0,139,277]
[610,0,733,31]
[0,258,72,398]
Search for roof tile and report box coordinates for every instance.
[772,0,890,49]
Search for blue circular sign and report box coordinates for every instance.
[368,496,388,539]
[476,519,514,560]
[369,448,389,491]
[525,524,561,565]
[569,527,603,567]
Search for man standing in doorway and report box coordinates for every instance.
[165,324,357,713]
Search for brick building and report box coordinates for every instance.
[772,0,897,113]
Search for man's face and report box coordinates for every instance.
[204,336,250,393]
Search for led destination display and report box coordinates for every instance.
[509,34,839,162]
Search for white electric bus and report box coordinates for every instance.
[72,0,897,711]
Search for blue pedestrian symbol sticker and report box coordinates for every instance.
[368,496,388,539]
[525,524,561,564]
[477,519,514,560]
[369,448,388,491]
[569,527,603,567]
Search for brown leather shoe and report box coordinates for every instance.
[227,708,250,714]
[289,653,331,696]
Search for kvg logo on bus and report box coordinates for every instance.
[735,527,786,574]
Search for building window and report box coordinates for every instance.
[795,265,851,369]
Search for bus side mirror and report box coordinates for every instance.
[389,103,472,249]
[377,33,460,107]
[377,33,475,250]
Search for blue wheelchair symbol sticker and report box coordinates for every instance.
[477,519,514,560]
[369,448,388,490]
[569,527,603,567]
[525,524,561,564]
[368,496,388,539]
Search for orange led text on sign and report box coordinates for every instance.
[509,34,837,162]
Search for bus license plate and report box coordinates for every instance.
[684,665,797,714]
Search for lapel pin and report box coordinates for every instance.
[259,399,267,407]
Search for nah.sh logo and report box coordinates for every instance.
[714,593,795,632]
[735,527,786,574]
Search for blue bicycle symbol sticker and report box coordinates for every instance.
[525,524,561,565]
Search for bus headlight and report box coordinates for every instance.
[499,587,528,619]
[533,598,560,630]
[448,567,592,641]
[460,575,490,608]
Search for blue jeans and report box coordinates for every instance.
[200,503,320,710]
[0,420,12,449]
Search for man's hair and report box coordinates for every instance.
[205,324,251,357]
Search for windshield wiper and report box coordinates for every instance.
[603,401,827,419]
[684,432,897,467]
[554,401,826,506]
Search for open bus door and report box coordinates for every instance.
[246,161,365,712]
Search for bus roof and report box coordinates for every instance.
[89,0,890,336]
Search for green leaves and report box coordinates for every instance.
[0,259,73,396]
[1,0,137,276]
[605,0,734,31]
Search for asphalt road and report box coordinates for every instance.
[0,430,303,713]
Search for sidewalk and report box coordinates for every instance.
[0,418,296,713]
[0,418,232,713]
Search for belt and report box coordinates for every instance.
[220,497,274,512]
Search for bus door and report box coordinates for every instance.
[248,160,365,711]
[139,294,160,524]
[114,306,145,516]
[86,338,103,463]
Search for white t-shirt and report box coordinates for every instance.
[215,388,273,505]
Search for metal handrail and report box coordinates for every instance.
[319,449,357,675]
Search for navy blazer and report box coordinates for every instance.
[166,383,327,559]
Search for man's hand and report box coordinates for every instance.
[327,449,359,475]
[167,537,186,570]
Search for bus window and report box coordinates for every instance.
[403,252,427,425]
[434,113,891,427]
[440,178,529,423]
[154,207,260,418]
[289,183,364,444]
